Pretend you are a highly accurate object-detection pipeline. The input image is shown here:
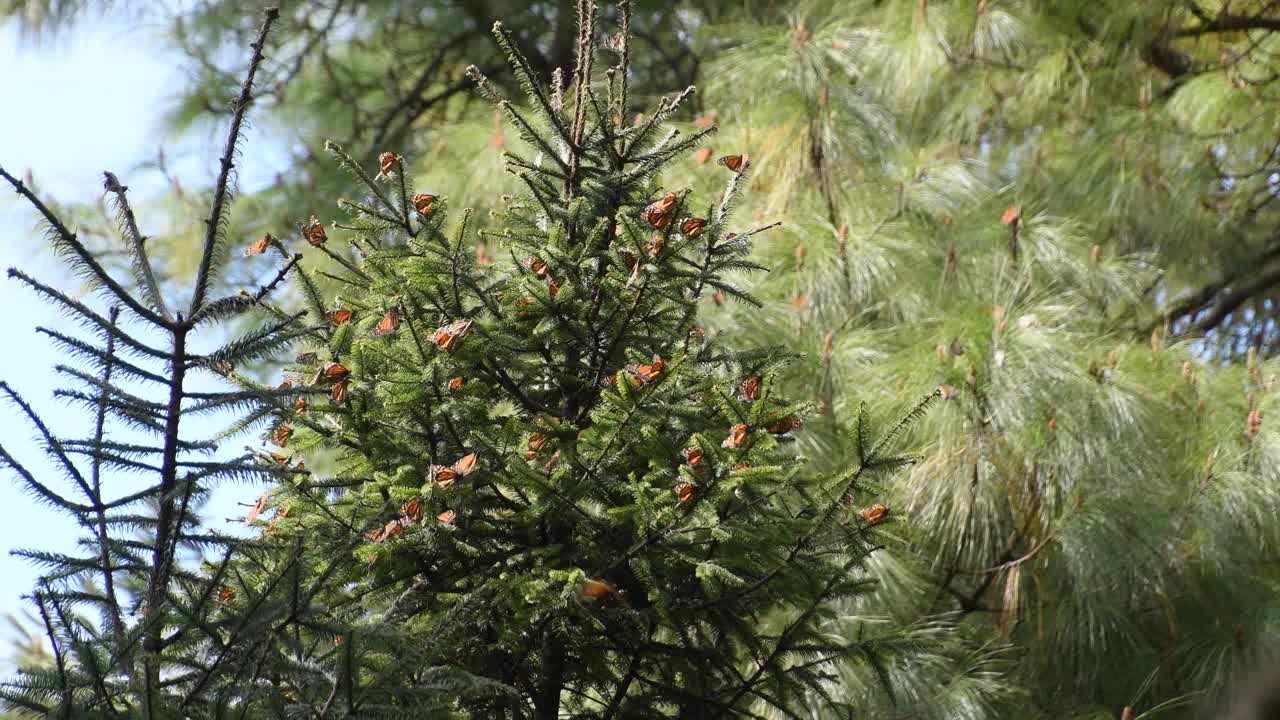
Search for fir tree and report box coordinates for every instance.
[247,2,933,716]
[0,8,352,716]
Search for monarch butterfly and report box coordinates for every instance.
[244,233,272,257]
[600,31,625,53]
[210,360,235,376]
[694,147,712,165]
[401,497,423,523]
[641,192,677,229]
[721,423,749,448]
[939,384,958,400]
[326,309,353,326]
[294,397,307,414]
[293,459,305,471]
[373,307,400,336]
[295,351,318,364]
[315,362,350,382]
[859,503,888,525]
[629,354,664,385]
[712,291,724,306]
[547,279,559,298]
[431,319,472,350]
[646,234,664,257]
[411,193,436,217]
[432,452,479,489]
[216,586,235,605]
[363,526,385,542]
[514,298,533,319]
[675,481,694,505]
[301,216,327,247]
[621,252,640,287]
[765,415,801,435]
[448,376,463,391]
[244,491,269,525]
[269,452,291,465]
[271,424,292,447]
[381,517,407,539]
[680,217,708,237]
[1000,206,1019,225]
[543,449,562,471]
[277,378,294,390]
[378,152,399,176]
[738,375,761,401]
[329,378,349,404]
[437,510,456,525]
[576,579,619,601]
[526,432,549,460]
[683,446,703,466]
[732,462,751,471]
[524,257,549,277]
[718,154,748,173]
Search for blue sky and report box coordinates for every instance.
[0,12,277,660]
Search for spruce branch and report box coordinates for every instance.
[188,6,280,315]
[102,172,171,321]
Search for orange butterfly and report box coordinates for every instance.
[448,376,464,391]
[293,459,305,471]
[939,384,959,400]
[314,362,350,383]
[622,252,641,288]
[432,452,478,489]
[576,579,619,601]
[526,432,550,460]
[694,147,712,164]
[277,378,294,390]
[210,360,235,376]
[712,291,724,306]
[216,586,235,605]
[401,497,424,523]
[269,452,291,465]
[524,257,549,278]
[680,217,708,237]
[327,309,353,326]
[641,192,677,230]
[271,424,292,447]
[437,510,456,525]
[329,379,349,404]
[683,446,703,466]
[738,375,761,401]
[675,481,694,505]
[363,526,385,542]
[514,298,533,318]
[718,154,748,172]
[244,233,272,257]
[301,216,327,247]
[628,354,664,385]
[1000,206,1020,225]
[244,491,269,525]
[646,234,664,257]
[431,319,472,351]
[765,415,801,435]
[721,423,749,448]
[732,462,751,471]
[859,503,888,525]
[411,193,436,217]
[378,152,399,176]
[373,307,400,336]
[543,449,562,471]
[381,517,407,540]
[294,397,307,414]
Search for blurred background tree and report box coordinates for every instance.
[5,0,1280,718]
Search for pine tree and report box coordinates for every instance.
[0,8,354,716]
[244,2,934,716]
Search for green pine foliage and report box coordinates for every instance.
[246,3,933,716]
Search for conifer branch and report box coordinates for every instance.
[103,172,170,321]
[0,166,171,328]
[188,6,280,315]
